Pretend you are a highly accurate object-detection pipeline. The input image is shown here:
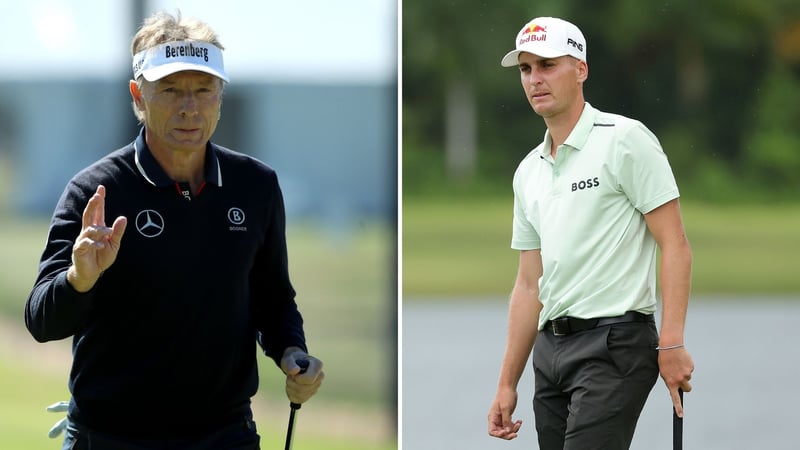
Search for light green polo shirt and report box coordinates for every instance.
[511,103,679,330]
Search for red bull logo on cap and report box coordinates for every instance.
[519,21,547,45]
[522,23,547,34]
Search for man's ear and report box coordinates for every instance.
[576,60,589,83]
[129,80,143,109]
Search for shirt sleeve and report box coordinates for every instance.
[615,122,680,214]
[251,171,307,366]
[510,164,542,250]
[25,180,96,342]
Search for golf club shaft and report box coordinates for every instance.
[284,359,310,450]
[285,407,299,450]
[673,388,683,450]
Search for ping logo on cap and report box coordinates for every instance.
[567,38,584,52]
[519,21,547,45]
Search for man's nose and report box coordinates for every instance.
[525,68,542,86]
[179,94,198,115]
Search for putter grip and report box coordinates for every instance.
[289,359,310,410]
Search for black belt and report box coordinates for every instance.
[544,311,654,336]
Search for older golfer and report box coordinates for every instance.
[25,11,323,449]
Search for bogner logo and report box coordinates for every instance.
[228,207,247,231]
[572,177,599,192]
[135,210,165,238]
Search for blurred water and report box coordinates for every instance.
[402,297,800,450]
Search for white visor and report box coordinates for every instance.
[132,41,229,82]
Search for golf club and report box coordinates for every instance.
[673,388,684,450]
[284,359,310,450]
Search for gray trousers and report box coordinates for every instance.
[532,321,659,450]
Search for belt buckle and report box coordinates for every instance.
[551,317,570,336]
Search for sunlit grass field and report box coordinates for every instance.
[0,214,396,450]
[403,197,800,297]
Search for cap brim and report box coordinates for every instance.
[500,47,569,67]
[500,50,523,67]
[141,62,229,83]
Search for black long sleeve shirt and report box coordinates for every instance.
[25,130,306,438]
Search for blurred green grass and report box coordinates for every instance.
[402,197,800,297]
[0,354,69,450]
[0,352,395,450]
[0,214,396,450]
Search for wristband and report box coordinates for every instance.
[656,344,685,350]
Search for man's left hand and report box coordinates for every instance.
[46,401,70,439]
[658,347,694,417]
[280,347,324,405]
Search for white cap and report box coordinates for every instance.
[132,41,229,82]
[500,17,587,67]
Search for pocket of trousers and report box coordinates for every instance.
[604,322,659,377]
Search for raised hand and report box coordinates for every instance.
[67,185,127,292]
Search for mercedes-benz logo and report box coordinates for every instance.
[135,209,165,238]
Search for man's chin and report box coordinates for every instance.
[532,105,553,118]
[167,134,207,150]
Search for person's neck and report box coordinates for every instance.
[147,140,206,192]
[544,100,586,158]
